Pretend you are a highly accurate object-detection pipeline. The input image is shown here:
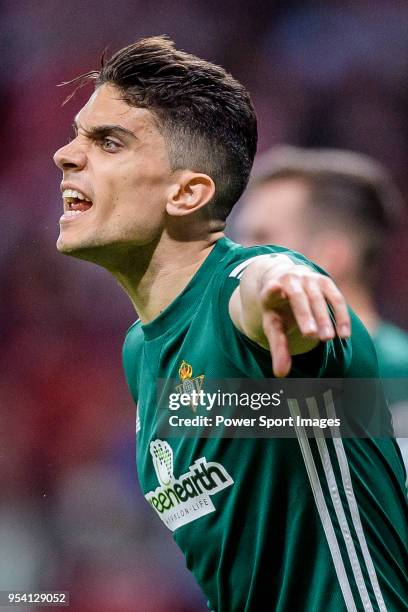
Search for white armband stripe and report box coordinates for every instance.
[228,254,278,279]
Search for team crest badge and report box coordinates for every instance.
[175,360,204,412]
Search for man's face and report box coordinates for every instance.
[237,178,312,255]
[54,84,173,263]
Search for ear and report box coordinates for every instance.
[166,172,215,217]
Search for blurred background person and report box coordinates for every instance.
[236,145,408,470]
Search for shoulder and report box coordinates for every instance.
[218,239,324,266]
[373,320,408,377]
[213,238,324,292]
[122,319,143,361]
[211,239,353,377]
[212,239,332,318]
[122,319,144,397]
[374,321,408,352]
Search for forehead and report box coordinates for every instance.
[247,178,309,209]
[75,83,157,135]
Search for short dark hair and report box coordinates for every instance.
[251,146,403,275]
[67,36,258,221]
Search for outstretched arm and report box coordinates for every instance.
[228,254,350,377]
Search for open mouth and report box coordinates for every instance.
[61,189,93,221]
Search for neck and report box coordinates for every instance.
[110,231,224,323]
[339,279,380,334]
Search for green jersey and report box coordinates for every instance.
[373,321,408,406]
[123,237,408,612]
[373,321,408,481]
[373,321,408,382]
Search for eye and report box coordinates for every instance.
[100,137,121,152]
[68,128,78,143]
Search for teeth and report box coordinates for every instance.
[64,210,83,217]
[62,188,91,202]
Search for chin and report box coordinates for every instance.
[57,233,80,254]
[56,236,72,254]
[56,234,91,258]
[56,233,118,270]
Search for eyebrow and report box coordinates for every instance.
[73,120,138,141]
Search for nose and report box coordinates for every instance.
[53,138,86,171]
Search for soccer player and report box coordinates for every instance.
[237,146,408,471]
[54,37,407,611]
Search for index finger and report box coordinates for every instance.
[262,310,292,377]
